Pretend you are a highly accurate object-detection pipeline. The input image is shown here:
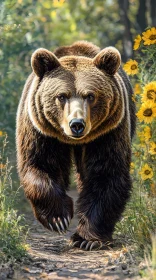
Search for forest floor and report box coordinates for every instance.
[0,191,149,280]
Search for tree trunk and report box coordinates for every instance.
[118,0,133,61]
[150,0,156,26]
[136,0,147,32]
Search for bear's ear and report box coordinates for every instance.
[93,47,121,75]
[31,48,60,77]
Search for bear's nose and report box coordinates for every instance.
[69,118,85,137]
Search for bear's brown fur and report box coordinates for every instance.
[16,41,135,250]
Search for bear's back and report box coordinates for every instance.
[54,41,100,58]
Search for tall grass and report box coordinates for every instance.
[0,135,27,262]
[116,182,156,255]
[116,27,156,279]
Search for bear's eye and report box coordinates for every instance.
[58,94,67,103]
[86,93,95,102]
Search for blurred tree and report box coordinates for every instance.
[118,0,156,60]
[136,0,147,32]
[118,0,133,60]
[150,0,156,26]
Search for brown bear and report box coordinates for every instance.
[16,41,136,250]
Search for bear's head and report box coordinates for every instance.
[28,43,124,144]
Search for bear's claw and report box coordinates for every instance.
[72,239,103,251]
[48,216,71,234]
[72,241,80,247]
[49,223,53,231]
[80,240,87,249]
[67,215,71,224]
[90,241,102,250]
[58,218,65,232]
[64,218,68,228]
[55,220,62,234]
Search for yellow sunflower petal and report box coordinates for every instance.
[151,27,156,34]
[137,131,145,142]
[133,35,142,50]
[134,83,142,95]
[149,142,156,155]
[53,0,65,7]
[130,162,135,174]
[144,126,151,141]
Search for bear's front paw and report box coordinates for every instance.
[32,194,73,234]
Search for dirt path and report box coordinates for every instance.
[2,191,145,280]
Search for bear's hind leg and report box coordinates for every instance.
[71,135,132,250]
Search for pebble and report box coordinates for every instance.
[121,263,127,270]
[92,268,103,273]
[110,266,117,271]
[122,269,130,275]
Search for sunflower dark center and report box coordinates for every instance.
[143,108,152,116]
[154,148,156,152]
[147,90,155,99]
[131,65,137,70]
[149,35,156,40]
[145,170,150,175]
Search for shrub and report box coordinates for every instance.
[0,134,28,262]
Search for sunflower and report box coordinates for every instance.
[123,60,138,75]
[133,35,142,50]
[137,131,145,142]
[139,164,154,180]
[136,101,156,123]
[149,142,156,155]
[142,27,156,45]
[130,162,135,174]
[141,81,156,103]
[144,126,151,141]
[137,126,151,142]
[134,83,142,95]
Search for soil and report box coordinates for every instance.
[0,191,148,280]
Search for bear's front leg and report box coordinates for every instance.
[23,168,73,233]
[17,126,73,233]
[72,134,132,250]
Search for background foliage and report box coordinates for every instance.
[0,0,156,267]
